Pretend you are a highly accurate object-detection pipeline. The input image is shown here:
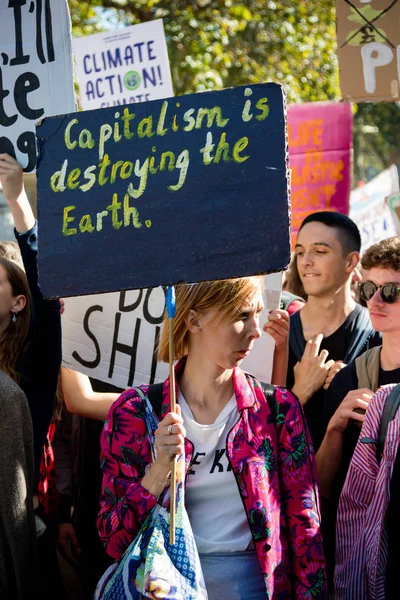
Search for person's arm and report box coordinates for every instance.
[0,154,44,307]
[274,386,327,597]
[97,388,185,560]
[264,309,289,386]
[61,367,118,421]
[271,349,288,387]
[53,407,74,518]
[1,155,61,481]
[0,153,35,233]
[316,387,373,498]
[53,410,82,565]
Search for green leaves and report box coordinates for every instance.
[68,0,340,102]
[68,0,400,178]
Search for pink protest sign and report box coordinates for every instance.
[288,102,353,245]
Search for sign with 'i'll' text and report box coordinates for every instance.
[0,0,75,171]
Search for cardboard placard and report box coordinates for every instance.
[336,0,400,102]
[36,83,290,298]
[386,191,400,233]
[288,102,353,244]
[62,274,283,389]
[349,165,399,252]
[73,20,174,111]
[0,0,75,171]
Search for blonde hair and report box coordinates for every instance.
[158,276,264,363]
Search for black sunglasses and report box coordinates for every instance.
[359,280,400,304]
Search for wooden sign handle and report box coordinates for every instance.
[169,317,177,545]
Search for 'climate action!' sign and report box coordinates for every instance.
[36,83,290,298]
[73,20,174,111]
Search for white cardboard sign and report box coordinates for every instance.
[62,274,282,390]
[73,20,174,111]
[0,0,75,171]
[349,165,399,253]
[386,191,400,234]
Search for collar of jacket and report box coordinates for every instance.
[159,356,257,421]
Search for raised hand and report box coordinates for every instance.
[292,333,335,404]
[323,361,346,390]
[154,404,186,468]
[0,153,35,232]
[263,309,290,349]
[327,388,374,433]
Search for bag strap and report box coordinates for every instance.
[289,311,306,363]
[355,346,381,392]
[378,384,400,457]
[260,381,277,417]
[146,382,164,417]
[343,304,375,364]
[135,385,163,463]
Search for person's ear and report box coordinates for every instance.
[346,251,360,273]
[11,294,26,314]
[185,309,202,334]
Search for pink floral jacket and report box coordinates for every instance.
[97,360,327,599]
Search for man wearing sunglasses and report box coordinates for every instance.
[317,235,400,592]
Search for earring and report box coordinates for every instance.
[12,313,17,323]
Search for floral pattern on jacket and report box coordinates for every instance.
[97,359,326,599]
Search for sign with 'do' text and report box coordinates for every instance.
[336,0,400,102]
[36,83,290,298]
[0,0,75,171]
[288,102,353,244]
[73,20,174,111]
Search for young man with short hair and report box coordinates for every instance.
[317,235,400,589]
[286,212,379,446]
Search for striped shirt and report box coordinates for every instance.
[335,384,400,600]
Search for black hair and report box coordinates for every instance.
[299,211,361,255]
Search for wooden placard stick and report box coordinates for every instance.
[166,286,177,545]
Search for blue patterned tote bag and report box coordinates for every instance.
[95,388,207,600]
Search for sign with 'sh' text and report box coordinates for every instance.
[288,102,353,244]
[336,0,400,102]
[73,20,174,111]
[36,83,290,298]
[0,0,75,171]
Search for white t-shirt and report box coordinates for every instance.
[179,390,252,554]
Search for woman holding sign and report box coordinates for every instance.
[96,277,326,599]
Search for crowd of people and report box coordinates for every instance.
[0,150,399,599]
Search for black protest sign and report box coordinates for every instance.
[0,0,75,171]
[36,82,290,298]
